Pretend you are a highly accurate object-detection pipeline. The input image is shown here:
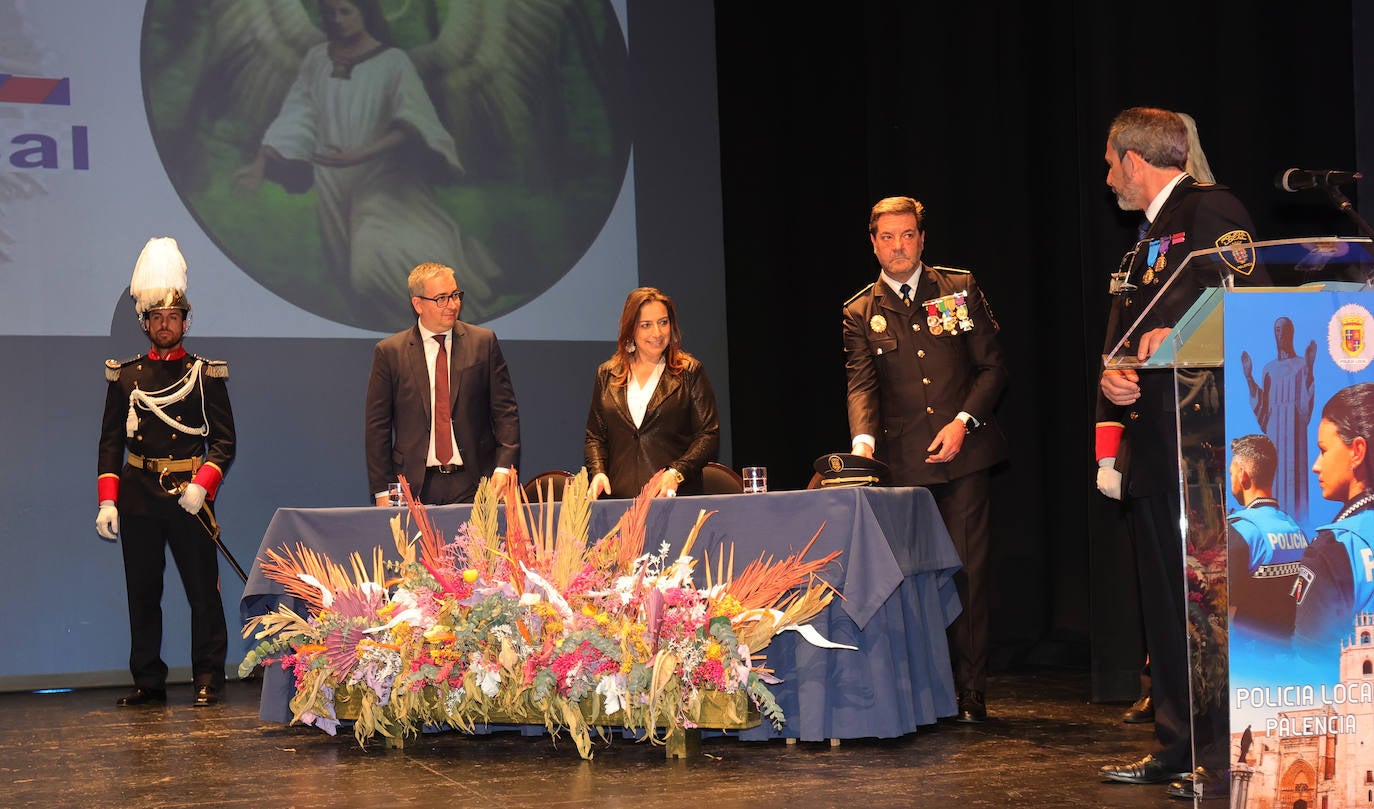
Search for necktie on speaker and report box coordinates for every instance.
[433,333,453,465]
[899,282,912,305]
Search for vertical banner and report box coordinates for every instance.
[1226,290,1374,805]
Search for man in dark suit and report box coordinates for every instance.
[364,261,520,505]
[1094,107,1266,797]
[843,195,1009,723]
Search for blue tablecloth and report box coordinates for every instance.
[240,486,963,740]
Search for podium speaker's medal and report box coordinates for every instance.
[959,316,974,332]
[869,314,887,333]
[929,321,943,335]
[925,300,940,329]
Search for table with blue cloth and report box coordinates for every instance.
[240,486,963,741]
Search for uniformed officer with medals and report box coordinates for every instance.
[96,237,236,708]
[842,196,1009,725]
[1094,107,1267,795]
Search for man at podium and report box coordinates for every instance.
[1093,107,1270,797]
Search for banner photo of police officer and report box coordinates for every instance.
[1224,290,1374,806]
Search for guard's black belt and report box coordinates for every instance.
[427,464,463,474]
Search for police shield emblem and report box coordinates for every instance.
[1329,303,1374,372]
[1216,229,1256,276]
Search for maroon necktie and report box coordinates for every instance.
[433,334,453,464]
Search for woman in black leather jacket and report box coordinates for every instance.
[585,287,719,499]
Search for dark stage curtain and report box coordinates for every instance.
[713,1,1362,700]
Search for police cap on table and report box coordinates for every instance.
[812,453,889,487]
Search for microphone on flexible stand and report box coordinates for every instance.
[1274,168,1362,192]
[1274,167,1374,251]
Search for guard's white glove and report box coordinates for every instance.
[1096,458,1122,501]
[96,500,120,541]
[178,483,207,514]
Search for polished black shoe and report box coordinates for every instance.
[115,687,166,707]
[1099,753,1190,785]
[192,683,222,707]
[1121,694,1154,724]
[955,690,987,723]
[1167,767,1228,800]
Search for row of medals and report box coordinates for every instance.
[925,292,973,335]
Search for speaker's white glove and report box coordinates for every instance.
[1096,458,1122,500]
[178,483,207,514]
[96,500,120,541]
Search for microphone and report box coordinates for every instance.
[1275,168,1363,192]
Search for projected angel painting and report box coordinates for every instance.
[143,0,630,330]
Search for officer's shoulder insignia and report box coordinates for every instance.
[193,355,230,378]
[929,265,971,275]
[844,283,875,307]
[104,355,141,381]
[1216,229,1256,276]
[1290,564,1315,605]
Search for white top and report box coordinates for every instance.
[627,359,666,428]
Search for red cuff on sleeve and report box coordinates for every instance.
[1095,423,1124,463]
[193,463,225,499]
[97,473,119,504]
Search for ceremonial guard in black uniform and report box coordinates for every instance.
[96,237,236,708]
[843,196,1009,723]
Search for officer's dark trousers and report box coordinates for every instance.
[929,470,991,695]
[1126,490,1191,770]
[121,506,228,690]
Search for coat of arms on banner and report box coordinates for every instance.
[1329,303,1374,372]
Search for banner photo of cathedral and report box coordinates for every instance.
[1224,289,1374,807]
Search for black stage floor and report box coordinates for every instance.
[2,668,1191,808]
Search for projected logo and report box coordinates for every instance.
[140,0,631,332]
[0,74,71,106]
[0,74,88,171]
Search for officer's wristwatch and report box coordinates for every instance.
[667,466,685,484]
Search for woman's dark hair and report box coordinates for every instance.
[1322,382,1374,485]
[319,0,395,46]
[608,287,692,385]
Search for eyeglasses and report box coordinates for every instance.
[416,290,464,307]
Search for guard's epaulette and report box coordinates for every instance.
[928,265,971,275]
[192,355,229,379]
[104,355,143,382]
[844,283,875,307]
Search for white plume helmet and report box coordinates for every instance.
[129,236,191,325]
